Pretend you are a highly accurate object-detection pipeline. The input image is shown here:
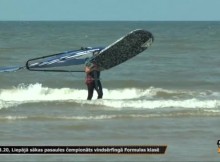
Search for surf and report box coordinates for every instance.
[0,83,220,111]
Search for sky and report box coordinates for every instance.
[0,0,219,21]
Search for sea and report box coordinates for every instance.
[0,21,220,161]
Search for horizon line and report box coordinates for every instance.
[0,20,220,22]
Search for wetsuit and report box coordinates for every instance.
[85,70,103,100]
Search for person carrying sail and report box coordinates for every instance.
[85,52,103,100]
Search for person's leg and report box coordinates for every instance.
[87,83,94,100]
[95,81,103,99]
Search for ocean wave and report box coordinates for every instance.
[0,100,19,109]
[0,111,220,121]
[0,115,28,120]
[0,83,220,110]
[0,83,155,102]
[78,99,220,109]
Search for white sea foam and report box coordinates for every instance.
[0,83,85,102]
[0,115,116,120]
[58,115,118,120]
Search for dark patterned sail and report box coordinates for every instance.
[88,29,154,71]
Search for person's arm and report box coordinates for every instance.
[85,66,91,73]
[85,64,100,73]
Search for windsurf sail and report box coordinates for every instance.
[26,47,104,72]
[0,47,104,73]
[0,66,24,72]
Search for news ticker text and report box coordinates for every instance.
[0,145,167,154]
